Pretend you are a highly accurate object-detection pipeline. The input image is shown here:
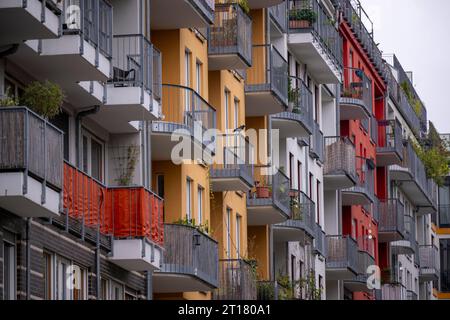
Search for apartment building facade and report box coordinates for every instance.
[0,0,442,301]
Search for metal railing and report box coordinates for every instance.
[341,67,372,115]
[276,190,316,238]
[310,122,324,162]
[438,205,450,228]
[191,0,216,24]
[208,2,252,67]
[0,107,63,190]
[211,133,254,186]
[110,34,162,103]
[245,44,288,106]
[370,116,378,144]
[161,224,219,288]
[62,0,113,57]
[343,156,375,202]
[355,250,375,283]
[324,136,356,180]
[406,290,418,301]
[282,75,314,132]
[288,0,343,70]
[378,283,407,300]
[313,223,326,257]
[153,84,217,136]
[378,199,405,237]
[419,245,440,274]
[403,215,416,245]
[269,0,287,32]
[214,259,257,300]
[326,235,358,273]
[377,119,403,158]
[332,0,385,80]
[248,169,291,217]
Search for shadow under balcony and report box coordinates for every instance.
[151,84,216,162]
[153,224,219,293]
[245,44,288,117]
[150,0,215,30]
[324,136,357,190]
[208,3,252,71]
[376,119,403,167]
[326,235,359,280]
[210,134,254,192]
[273,190,316,243]
[391,215,416,255]
[0,107,63,219]
[0,0,61,45]
[378,199,406,242]
[247,170,291,225]
[419,245,440,282]
[344,250,376,294]
[247,0,285,9]
[271,76,313,138]
[341,156,375,205]
[213,259,257,300]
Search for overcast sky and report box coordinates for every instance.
[358,0,450,134]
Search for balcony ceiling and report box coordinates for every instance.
[150,0,212,30]
[247,0,284,9]
[153,272,216,293]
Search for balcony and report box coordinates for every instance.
[377,283,407,300]
[62,163,164,271]
[339,67,372,120]
[391,215,416,255]
[419,245,439,282]
[390,142,436,214]
[256,280,303,300]
[0,0,61,45]
[208,3,252,70]
[248,0,285,9]
[86,35,163,133]
[406,290,418,301]
[210,134,254,192]
[153,224,219,292]
[342,156,375,205]
[326,235,359,280]
[213,259,257,300]
[344,250,375,293]
[287,0,342,83]
[269,1,287,34]
[378,199,405,242]
[247,169,291,225]
[150,0,215,30]
[438,205,450,228]
[313,223,326,258]
[0,107,63,218]
[333,0,386,81]
[273,190,316,243]
[309,122,324,162]
[245,44,288,116]
[151,84,217,161]
[376,120,403,166]
[271,76,313,138]
[324,136,357,190]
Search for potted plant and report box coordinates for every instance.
[21,80,64,119]
[0,88,19,107]
[289,8,317,29]
[255,179,270,198]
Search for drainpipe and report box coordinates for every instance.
[95,227,101,300]
[146,270,153,300]
[75,106,100,167]
[26,218,31,300]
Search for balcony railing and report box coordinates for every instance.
[332,0,386,80]
[341,67,372,116]
[62,0,113,57]
[310,122,324,162]
[378,199,405,241]
[153,84,217,137]
[208,2,253,68]
[377,283,407,300]
[257,281,301,300]
[269,0,287,32]
[355,250,375,284]
[276,190,316,239]
[110,34,162,103]
[406,290,418,301]
[326,235,358,273]
[403,215,416,244]
[313,223,326,257]
[324,136,357,180]
[245,44,288,106]
[62,162,165,245]
[160,224,219,288]
[214,259,257,300]
[0,107,63,190]
[419,245,440,278]
[288,0,343,70]
[377,119,403,161]
[342,156,375,203]
[248,169,291,217]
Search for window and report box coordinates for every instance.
[318,275,323,298]
[81,129,104,182]
[50,111,70,161]
[4,75,24,101]
[56,256,87,300]
[297,161,302,192]
[186,178,192,221]
[351,219,357,239]
[197,186,204,224]
[185,50,191,109]
[224,89,230,130]
[314,85,320,122]
[226,208,232,258]
[236,214,241,258]
[290,255,296,283]
[299,260,304,279]
[316,179,321,225]
[196,61,202,94]
[44,252,54,300]
[234,98,239,130]
[72,265,87,301]
[110,281,124,300]
[156,174,164,199]
[309,173,313,199]
[3,233,16,300]
[289,153,294,188]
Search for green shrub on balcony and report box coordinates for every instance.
[173,216,211,235]
[237,0,250,14]
[0,88,19,107]
[401,81,422,118]
[21,81,64,119]
[411,139,449,186]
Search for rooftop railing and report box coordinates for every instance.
[214,259,257,300]
[324,136,356,179]
[288,0,343,70]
